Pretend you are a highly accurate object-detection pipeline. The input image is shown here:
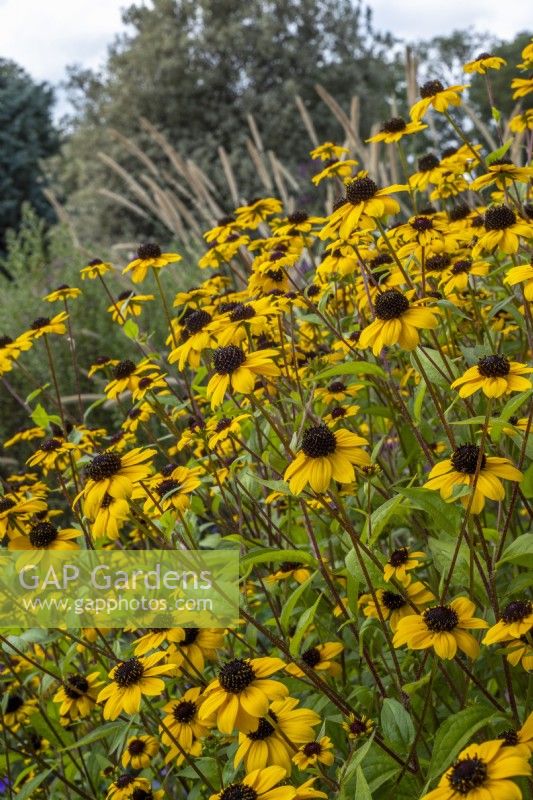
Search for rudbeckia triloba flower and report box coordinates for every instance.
[107,775,163,800]
[470,159,533,192]
[209,766,295,800]
[366,116,427,143]
[161,686,212,749]
[286,642,344,678]
[267,562,312,584]
[235,197,283,229]
[199,657,287,734]
[283,422,369,495]
[53,672,102,720]
[505,261,533,300]
[98,653,175,719]
[121,735,159,769]
[234,697,320,774]
[81,447,156,518]
[3,694,38,728]
[27,312,68,339]
[483,599,533,645]
[80,257,113,279]
[123,241,181,283]
[320,175,405,239]
[511,77,533,99]
[9,521,81,551]
[473,205,532,255]
[393,597,487,659]
[498,711,533,756]
[358,578,434,632]
[424,444,522,514]
[206,345,281,408]
[463,52,507,73]
[343,713,374,741]
[358,289,439,355]
[410,80,468,122]
[451,355,532,398]
[383,547,425,582]
[421,739,531,800]
[293,737,334,770]
[43,284,82,302]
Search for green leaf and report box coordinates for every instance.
[14,769,52,798]
[397,488,461,536]
[427,706,495,782]
[380,698,415,749]
[339,732,376,787]
[497,534,533,568]
[413,381,426,424]
[25,383,50,403]
[345,546,383,589]
[491,106,501,123]
[311,360,386,382]
[486,138,512,164]
[363,494,406,544]
[59,721,125,751]
[355,766,373,799]
[240,548,317,577]
[123,318,139,339]
[412,347,458,388]
[280,574,315,632]
[30,402,61,429]
[289,595,321,656]
[499,389,532,421]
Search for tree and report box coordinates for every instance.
[0,60,59,274]
[58,0,399,245]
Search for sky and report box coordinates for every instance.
[0,0,531,114]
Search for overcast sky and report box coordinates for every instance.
[0,0,530,106]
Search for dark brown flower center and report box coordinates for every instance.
[328,381,346,393]
[114,658,145,687]
[349,717,368,735]
[247,717,276,740]
[346,177,378,204]
[218,659,256,693]
[301,647,321,667]
[424,605,459,632]
[451,444,485,474]
[213,345,246,374]
[426,254,451,272]
[389,547,409,567]
[420,80,445,98]
[31,317,50,330]
[87,453,122,481]
[0,497,16,513]
[63,674,89,699]
[114,360,136,380]
[477,355,510,377]
[219,785,257,800]
[288,210,309,224]
[181,627,200,645]
[449,203,470,221]
[137,242,162,259]
[29,522,58,548]
[448,756,487,794]
[382,591,406,611]
[301,424,336,458]
[451,259,472,275]
[185,310,212,333]
[484,205,516,230]
[501,600,532,624]
[128,739,146,755]
[418,154,440,172]
[230,304,256,322]
[303,741,322,756]
[381,117,407,133]
[411,216,433,231]
[156,478,180,498]
[6,695,23,713]
[172,700,197,723]
[500,729,519,746]
[279,561,303,572]
[374,289,409,320]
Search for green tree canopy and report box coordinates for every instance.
[0,60,58,269]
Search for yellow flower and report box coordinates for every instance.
[463,52,506,73]
[359,578,434,631]
[320,175,405,239]
[343,713,374,740]
[9,521,81,551]
[121,735,159,769]
[235,197,283,229]
[80,258,113,279]
[199,657,288,734]
[210,766,295,800]
[440,257,489,295]
[235,697,320,774]
[267,562,312,585]
[284,422,369,495]
[161,687,212,751]
[504,262,533,301]
[383,547,425,582]
[422,739,530,800]
[168,309,218,369]
[43,284,82,302]
[470,160,533,192]
[312,159,358,185]
[483,600,533,645]
[53,672,102,720]
[286,642,343,678]
[293,736,334,770]
[424,445,522,514]
[451,356,532,398]
[310,142,349,161]
[107,776,163,800]
[207,414,250,450]
[123,242,181,283]
[0,494,47,538]
[3,694,38,728]
[410,80,468,122]
[511,77,533,99]
[206,346,281,408]
[366,117,427,143]
[393,597,487,659]
[498,710,533,756]
[81,447,156,518]
[168,628,225,673]
[509,109,533,133]
[359,290,439,355]
[90,494,130,540]
[27,312,68,339]
[97,653,175,720]
[133,465,202,516]
[108,290,154,323]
